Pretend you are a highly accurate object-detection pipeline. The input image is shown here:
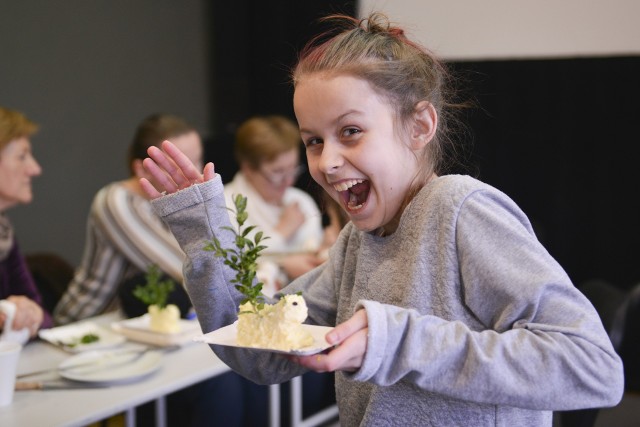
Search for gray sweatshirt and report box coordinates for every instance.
[151,174,623,427]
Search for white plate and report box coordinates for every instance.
[111,315,202,347]
[39,321,126,353]
[194,322,334,356]
[58,348,163,384]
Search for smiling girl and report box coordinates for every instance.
[140,13,623,427]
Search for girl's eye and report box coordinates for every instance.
[304,137,322,147]
[341,127,361,138]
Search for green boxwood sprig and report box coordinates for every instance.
[204,194,269,313]
[133,264,176,309]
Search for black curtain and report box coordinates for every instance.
[450,57,640,289]
[207,1,357,187]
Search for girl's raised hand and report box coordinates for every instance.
[140,140,215,199]
[290,309,368,373]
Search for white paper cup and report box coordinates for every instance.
[0,341,22,407]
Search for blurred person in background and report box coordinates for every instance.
[225,115,325,296]
[0,106,52,338]
[53,113,199,324]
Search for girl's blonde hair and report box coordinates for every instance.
[0,107,39,152]
[293,12,461,185]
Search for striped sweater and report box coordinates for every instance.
[54,182,184,325]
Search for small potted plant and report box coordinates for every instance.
[133,264,181,333]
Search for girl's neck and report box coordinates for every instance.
[377,172,437,237]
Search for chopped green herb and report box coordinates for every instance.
[61,333,101,348]
[80,333,100,344]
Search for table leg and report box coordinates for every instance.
[290,375,339,427]
[125,407,136,427]
[155,396,167,427]
[269,383,280,427]
[291,376,303,426]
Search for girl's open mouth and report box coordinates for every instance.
[334,179,370,212]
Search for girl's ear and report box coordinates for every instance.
[409,101,437,151]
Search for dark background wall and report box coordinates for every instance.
[1,1,212,266]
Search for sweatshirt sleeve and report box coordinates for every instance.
[151,176,317,384]
[352,188,624,411]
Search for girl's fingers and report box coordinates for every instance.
[142,156,179,194]
[326,309,368,345]
[147,145,188,189]
[203,162,216,181]
[324,328,368,370]
[140,177,162,199]
[292,327,368,372]
[141,143,216,199]
[160,140,205,186]
[291,310,369,372]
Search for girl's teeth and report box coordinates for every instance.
[334,179,363,192]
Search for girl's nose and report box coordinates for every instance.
[318,142,343,174]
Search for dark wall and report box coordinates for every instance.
[0,1,212,266]
[451,57,640,288]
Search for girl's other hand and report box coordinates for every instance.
[290,309,368,373]
[140,140,216,199]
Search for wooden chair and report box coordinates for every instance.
[25,252,74,314]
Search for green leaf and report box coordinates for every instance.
[242,225,256,237]
[236,211,248,225]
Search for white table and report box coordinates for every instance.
[0,312,231,427]
[0,312,338,427]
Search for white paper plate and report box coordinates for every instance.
[111,314,202,347]
[58,348,162,384]
[195,322,334,356]
[39,321,126,353]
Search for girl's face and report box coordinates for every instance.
[294,74,429,235]
[0,137,42,211]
